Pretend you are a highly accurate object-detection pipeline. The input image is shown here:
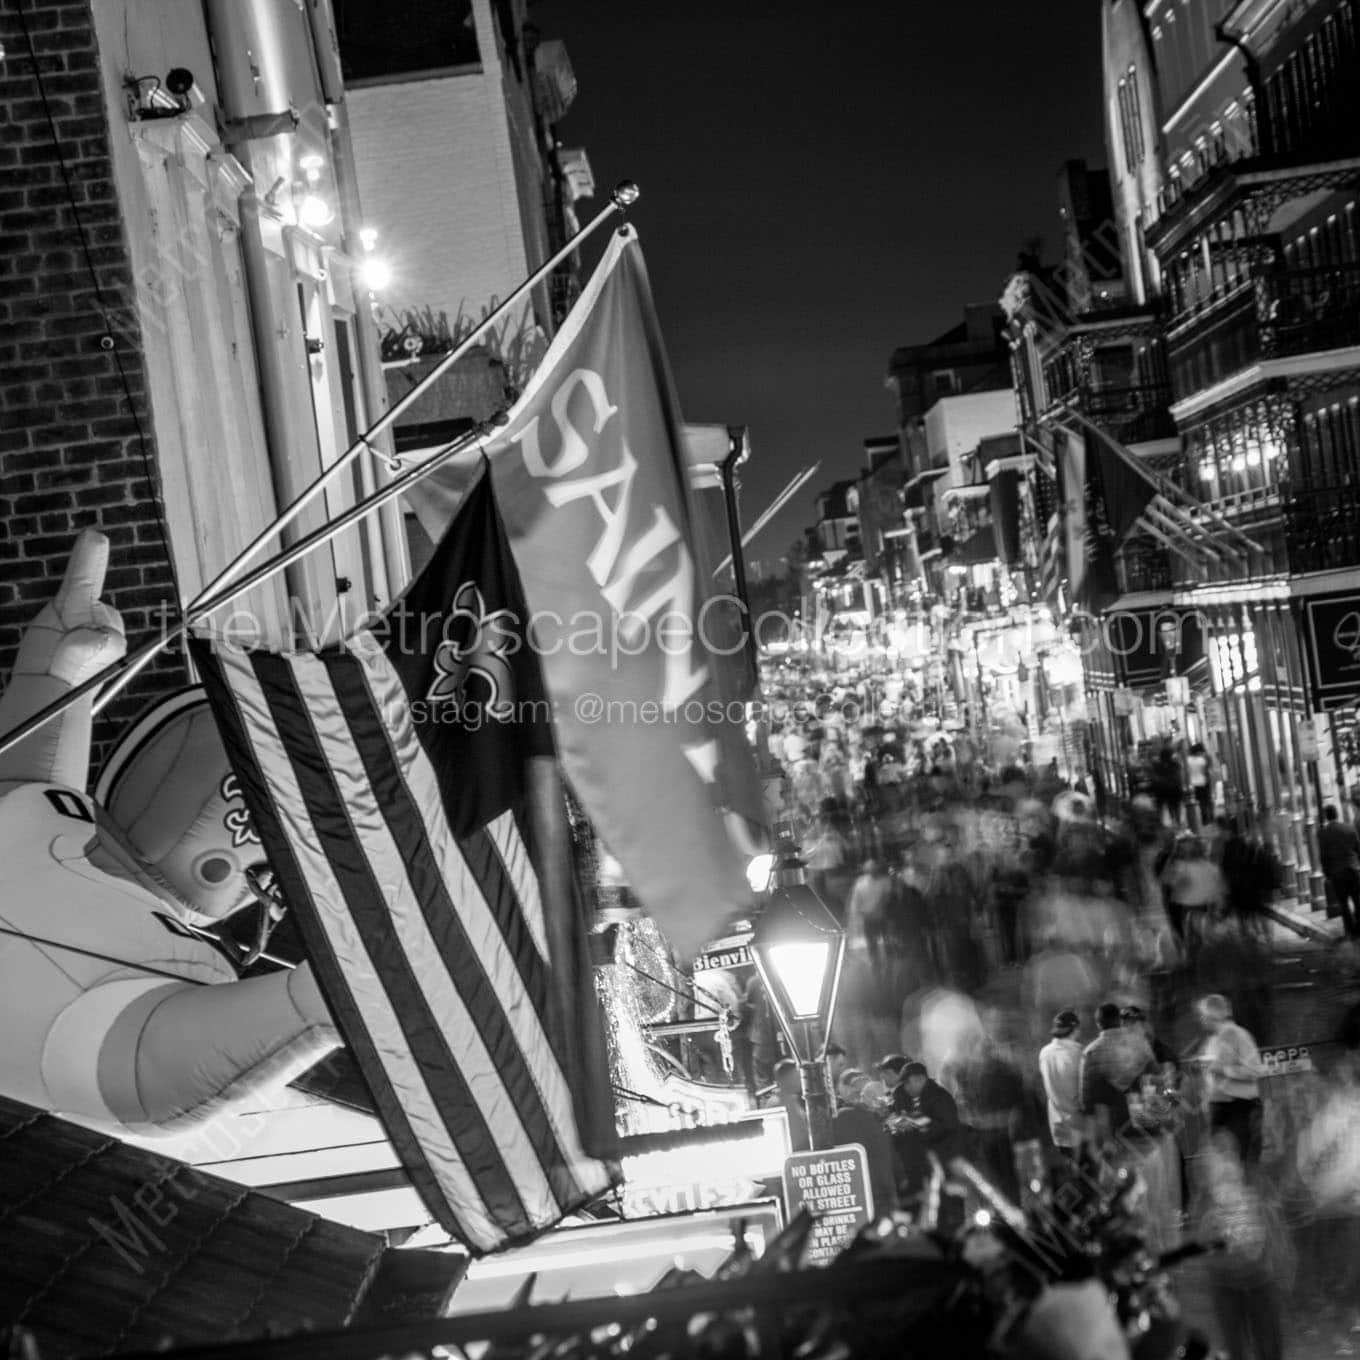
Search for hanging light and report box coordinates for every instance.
[358,256,392,291]
[299,193,334,229]
[745,852,775,894]
[749,834,845,1062]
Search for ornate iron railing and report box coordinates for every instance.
[1285,479,1360,573]
[1169,262,1360,399]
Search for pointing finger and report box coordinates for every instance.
[53,529,110,624]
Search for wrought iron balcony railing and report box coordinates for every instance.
[1168,262,1360,401]
[1116,539,1175,595]
[1285,479,1360,574]
[1080,384,1177,444]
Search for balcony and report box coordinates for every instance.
[1116,538,1175,596]
[1078,384,1178,444]
[1285,480,1360,574]
[1167,262,1360,401]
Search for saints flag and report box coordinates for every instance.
[408,225,767,959]
[190,471,619,1254]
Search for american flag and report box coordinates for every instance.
[1039,508,1063,605]
[1031,452,1063,606]
[190,472,618,1252]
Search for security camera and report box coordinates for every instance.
[165,67,205,109]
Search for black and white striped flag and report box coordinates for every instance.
[190,472,618,1253]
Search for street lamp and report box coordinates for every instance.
[749,835,846,1149]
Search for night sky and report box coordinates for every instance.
[540,1,1105,570]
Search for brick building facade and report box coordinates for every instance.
[0,0,188,769]
[0,0,405,776]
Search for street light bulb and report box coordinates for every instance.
[359,226,379,252]
[359,256,391,291]
[299,194,333,229]
[745,853,774,893]
[768,941,831,1018]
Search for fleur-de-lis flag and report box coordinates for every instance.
[191,471,619,1254]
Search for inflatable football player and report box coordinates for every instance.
[0,531,338,1134]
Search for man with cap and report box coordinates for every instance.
[1038,1010,1086,1156]
[1080,1001,1156,1146]
[878,1052,912,1113]
[887,1060,961,1202]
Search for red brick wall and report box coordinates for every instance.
[0,0,190,779]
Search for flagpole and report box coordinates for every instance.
[1053,403,1261,555]
[0,424,505,764]
[712,463,820,577]
[88,181,641,717]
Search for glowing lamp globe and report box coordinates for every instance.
[298,194,334,229]
[749,865,844,1064]
[358,256,392,292]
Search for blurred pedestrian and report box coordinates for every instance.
[803,808,850,915]
[1317,803,1360,939]
[832,1068,898,1212]
[1198,1133,1291,1360]
[1216,816,1279,941]
[1161,834,1224,962]
[887,1060,961,1204]
[766,1057,810,1153]
[1121,1004,1183,1252]
[1195,993,1263,1169]
[846,858,894,966]
[1038,1009,1086,1157]
[1080,1001,1155,1149]
[1186,742,1213,824]
[1150,745,1184,827]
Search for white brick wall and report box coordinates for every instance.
[348,71,534,331]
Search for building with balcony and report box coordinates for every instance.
[1144,0,1360,892]
[1,0,408,761]
[338,0,594,464]
[998,0,1360,897]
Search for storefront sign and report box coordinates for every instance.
[1105,609,1204,688]
[1260,1045,1313,1076]
[782,1145,874,1267]
[1297,720,1319,762]
[620,1178,762,1219]
[620,1109,792,1222]
[1203,697,1226,733]
[1306,593,1360,701]
[696,943,752,974]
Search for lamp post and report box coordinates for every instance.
[749,837,846,1150]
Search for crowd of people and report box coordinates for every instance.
[740,684,1360,1359]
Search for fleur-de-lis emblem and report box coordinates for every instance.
[427,581,517,721]
[220,772,259,848]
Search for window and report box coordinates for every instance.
[335,0,479,82]
[932,369,959,396]
[1116,70,1146,168]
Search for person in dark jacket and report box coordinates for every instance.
[1318,804,1360,938]
[833,1068,899,1213]
[889,1061,961,1202]
[1080,1001,1155,1148]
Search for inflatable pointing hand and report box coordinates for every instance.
[37,528,127,685]
[0,532,341,1135]
[0,528,129,789]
